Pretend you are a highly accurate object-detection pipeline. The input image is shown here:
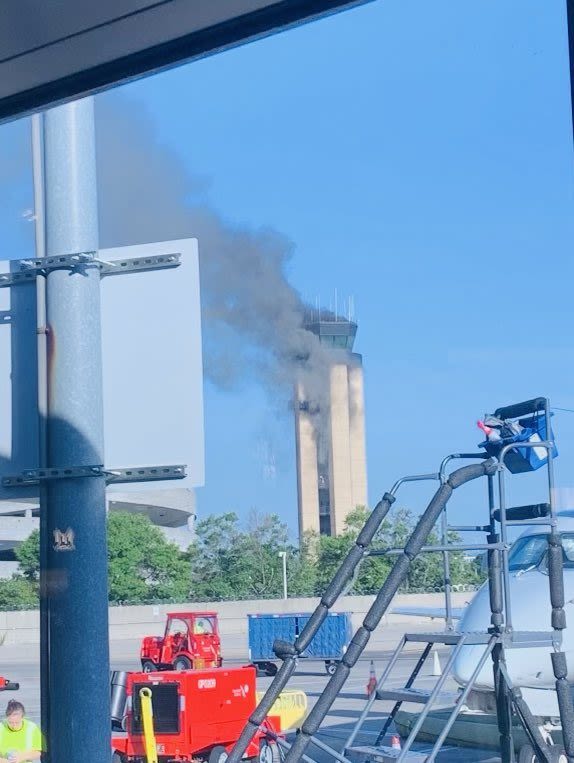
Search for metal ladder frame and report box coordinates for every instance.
[342,398,574,763]
[343,632,498,763]
[494,398,574,763]
[228,397,572,763]
[228,458,498,763]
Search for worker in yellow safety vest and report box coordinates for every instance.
[0,700,43,762]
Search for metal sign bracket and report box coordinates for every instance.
[0,251,181,287]
[2,463,187,488]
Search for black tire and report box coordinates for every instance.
[173,655,192,671]
[258,741,281,763]
[208,745,228,763]
[141,660,156,673]
[112,752,126,763]
[551,747,568,763]
[325,661,337,676]
[517,744,565,763]
[518,745,536,763]
[265,662,278,677]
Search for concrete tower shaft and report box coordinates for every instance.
[294,380,320,536]
[348,357,368,511]
[328,362,354,536]
[294,316,368,538]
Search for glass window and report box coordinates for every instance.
[319,486,330,515]
[508,535,548,571]
[333,336,348,348]
[561,536,574,567]
[319,515,331,535]
[167,618,188,637]
[509,533,574,571]
[193,616,215,635]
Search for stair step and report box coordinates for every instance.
[346,745,427,763]
[504,631,558,648]
[404,631,557,648]
[376,688,431,704]
[404,631,490,645]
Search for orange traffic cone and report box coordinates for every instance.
[391,735,401,750]
[366,660,377,696]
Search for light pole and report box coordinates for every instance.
[278,551,288,600]
[43,98,110,763]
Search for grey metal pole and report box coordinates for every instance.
[42,98,110,763]
[440,508,453,630]
[31,116,45,261]
[31,112,50,760]
[496,465,513,631]
[279,551,288,599]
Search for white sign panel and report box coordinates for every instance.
[0,237,204,502]
[0,273,39,502]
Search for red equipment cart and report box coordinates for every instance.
[140,611,222,672]
[112,665,280,763]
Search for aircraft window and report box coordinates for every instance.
[560,536,574,567]
[509,533,574,572]
[508,535,547,571]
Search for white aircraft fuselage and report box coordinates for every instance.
[453,513,574,695]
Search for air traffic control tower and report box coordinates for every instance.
[295,316,368,538]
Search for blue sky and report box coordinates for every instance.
[2,0,574,540]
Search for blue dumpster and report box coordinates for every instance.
[248,612,352,675]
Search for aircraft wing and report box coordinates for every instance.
[391,606,466,620]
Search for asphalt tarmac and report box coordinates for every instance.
[0,620,502,763]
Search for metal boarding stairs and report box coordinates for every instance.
[345,631,498,763]
[343,630,557,763]
[226,398,574,763]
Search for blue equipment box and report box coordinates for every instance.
[248,612,352,662]
[479,413,558,474]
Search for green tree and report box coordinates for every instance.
[286,533,318,597]
[5,505,485,611]
[107,512,190,603]
[187,512,243,600]
[187,511,302,601]
[224,511,288,598]
[0,576,38,609]
[15,529,40,581]
[306,505,484,596]
[14,513,192,605]
[308,506,400,595]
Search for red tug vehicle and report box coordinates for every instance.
[140,611,222,672]
[0,676,19,691]
[112,665,281,763]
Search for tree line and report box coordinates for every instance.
[0,507,485,609]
